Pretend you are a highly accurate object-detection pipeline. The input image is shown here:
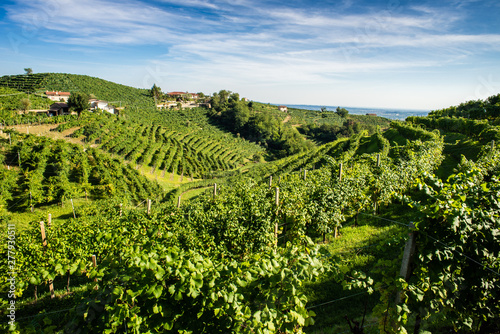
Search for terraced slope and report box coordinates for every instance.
[52,109,265,179]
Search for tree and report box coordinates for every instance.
[150,84,161,106]
[67,92,89,118]
[336,107,349,118]
[19,98,31,113]
[24,68,33,75]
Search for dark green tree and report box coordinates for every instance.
[336,107,349,118]
[24,68,33,75]
[67,92,89,118]
[150,84,161,106]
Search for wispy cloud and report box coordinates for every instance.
[3,0,499,108]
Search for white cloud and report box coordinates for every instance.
[3,0,500,109]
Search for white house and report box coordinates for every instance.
[278,105,288,112]
[89,99,116,114]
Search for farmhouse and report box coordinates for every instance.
[278,106,288,112]
[167,91,198,101]
[45,91,70,102]
[48,102,70,116]
[89,99,116,114]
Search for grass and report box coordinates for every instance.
[303,204,417,333]
[436,132,482,180]
[6,197,90,231]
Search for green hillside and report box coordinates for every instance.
[0,73,152,106]
[0,87,51,112]
[0,74,498,334]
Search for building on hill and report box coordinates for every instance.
[48,102,70,116]
[45,91,70,102]
[89,99,117,114]
[278,105,288,112]
[167,91,198,101]
[366,113,377,116]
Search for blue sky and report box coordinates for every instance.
[1,0,499,110]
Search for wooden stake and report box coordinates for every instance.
[70,199,76,218]
[48,213,52,227]
[396,222,416,304]
[177,195,181,208]
[269,175,272,189]
[304,169,307,180]
[40,221,55,298]
[492,140,495,151]
[92,255,98,284]
[339,163,343,181]
[377,153,381,167]
[147,199,152,215]
[8,133,11,145]
[40,221,47,247]
[213,183,217,198]
[274,187,279,246]
[119,203,123,217]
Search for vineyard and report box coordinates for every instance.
[47,108,265,183]
[0,77,499,333]
[0,131,163,213]
[0,73,152,107]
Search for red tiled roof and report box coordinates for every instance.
[45,91,71,96]
[167,91,188,95]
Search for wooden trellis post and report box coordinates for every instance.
[48,213,52,227]
[177,195,181,208]
[92,255,98,284]
[269,175,272,189]
[303,169,307,180]
[147,199,152,215]
[396,222,416,304]
[70,199,76,219]
[40,221,55,298]
[213,183,217,198]
[274,187,280,247]
[377,153,381,167]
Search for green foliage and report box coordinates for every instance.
[54,109,264,179]
[2,132,163,210]
[209,91,313,159]
[0,87,51,112]
[67,91,89,116]
[336,107,349,118]
[428,93,500,119]
[0,73,153,107]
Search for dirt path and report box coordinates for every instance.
[282,115,291,123]
[2,124,85,145]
